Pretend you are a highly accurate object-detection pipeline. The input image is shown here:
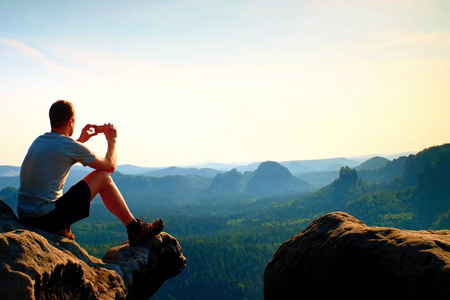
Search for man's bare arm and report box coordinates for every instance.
[88,124,117,173]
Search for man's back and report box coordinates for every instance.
[18,132,95,218]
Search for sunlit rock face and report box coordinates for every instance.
[0,199,186,300]
[264,212,450,299]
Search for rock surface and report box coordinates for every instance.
[264,212,450,299]
[0,199,186,299]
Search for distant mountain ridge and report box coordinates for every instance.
[246,161,312,196]
[0,153,414,192]
[0,166,20,177]
[116,164,158,175]
[288,143,450,229]
[358,156,407,183]
[1,153,411,178]
[279,158,361,175]
[110,161,313,202]
[209,168,249,193]
[355,156,390,171]
[141,166,222,178]
[0,161,314,208]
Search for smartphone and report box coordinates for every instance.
[95,125,105,133]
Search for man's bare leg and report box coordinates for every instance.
[81,170,164,246]
[82,170,134,226]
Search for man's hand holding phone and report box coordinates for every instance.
[77,124,116,143]
[77,124,98,143]
[101,123,117,143]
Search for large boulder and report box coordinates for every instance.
[264,212,450,299]
[0,199,186,299]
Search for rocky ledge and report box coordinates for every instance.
[0,199,186,299]
[264,212,450,299]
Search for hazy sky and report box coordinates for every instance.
[1,0,449,167]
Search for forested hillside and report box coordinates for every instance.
[1,144,449,299]
[358,156,407,183]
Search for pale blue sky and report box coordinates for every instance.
[1,0,450,167]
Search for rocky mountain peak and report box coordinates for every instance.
[245,161,301,196]
[254,161,293,179]
[338,166,358,185]
[0,199,186,299]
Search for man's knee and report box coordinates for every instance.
[84,170,112,187]
[82,170,116,199]
[91,170,110,181]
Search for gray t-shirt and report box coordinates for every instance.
[18,132,96,218]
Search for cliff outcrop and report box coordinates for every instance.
[0,199,186,299]
[264,212,450,299]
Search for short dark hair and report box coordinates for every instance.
[49,100,75,128]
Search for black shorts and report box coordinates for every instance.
[20,181,91,232]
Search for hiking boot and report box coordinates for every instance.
[128,218,164,246]
[56,227,75,240]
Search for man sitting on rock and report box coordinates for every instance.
[17,100,164,246]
